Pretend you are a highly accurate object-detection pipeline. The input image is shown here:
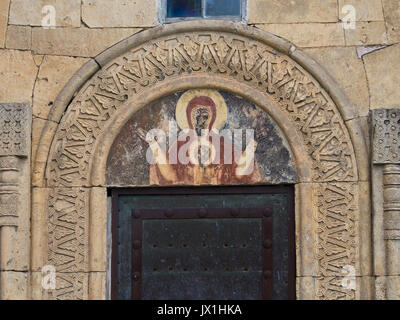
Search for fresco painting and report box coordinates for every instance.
[106,89,296,186]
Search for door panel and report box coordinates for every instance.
[111,186,294,300]
[141,216,265,300]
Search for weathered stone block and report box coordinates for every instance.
[33,55,89,119]
[0,271,27,299]
[5,25,31,50]
[32,27,142,57]
[346,117,370,182]
[296,277,315,300]
[386,276,400,299]
[295,183,317,277]
[0,224,30,271]
[9,0,81,27]
[304,47,369,117]
[89,188,107,272]
[88,272,107,300]
[33,55,44,67]
[382,0,400,43]
[375,276,387,299]
[31,120,57,187]
[0,0,9,48]
[363,44,400,109]
[0,50,37,104]
[248,0,338,24]
[31,117,47,169]
[82,0,157,27]
[257,23,345,47]
[30,272,50,300]
[345,22,388,45]
[339,0,384,22]
[31,187,49,272]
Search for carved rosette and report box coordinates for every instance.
[45,30,358,299]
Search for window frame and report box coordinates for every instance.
[159,0,247,24]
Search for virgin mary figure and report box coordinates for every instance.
[138,89,263,185]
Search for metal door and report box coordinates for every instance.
[111,186,294,300]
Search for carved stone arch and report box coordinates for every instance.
[32,21,370,300]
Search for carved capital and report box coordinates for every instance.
[373,109,400,164]
[0,103,31,157]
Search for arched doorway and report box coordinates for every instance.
[106,88,297,299]
[31,20,370,300]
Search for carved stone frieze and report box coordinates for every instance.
[48,188,89,272]
[44,27,359,299]
[47,32,357,188]
[316,182,357,300]
[49,273,89,300]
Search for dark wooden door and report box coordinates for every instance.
[111,186,295,300]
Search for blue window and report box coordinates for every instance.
[206,0,241,16]
[166,0,244,20]
[167,0,202,18]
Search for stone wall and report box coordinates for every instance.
[0,0,399,299]
[1,0,398,151]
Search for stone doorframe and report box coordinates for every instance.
[31,20,370,300]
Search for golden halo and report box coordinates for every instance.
[175,89,227,130]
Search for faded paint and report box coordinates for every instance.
[106,89,296,186]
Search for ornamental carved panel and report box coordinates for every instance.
[372,109,400,164]
[0,103,30,157]
[316,182,357,300]
[45,28,359,300]
[0,103,31,227]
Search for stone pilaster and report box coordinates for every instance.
[383,165,400,275]
[0,103,31,299]
[372,109,400,299]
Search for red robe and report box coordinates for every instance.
[149,131,263,186]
